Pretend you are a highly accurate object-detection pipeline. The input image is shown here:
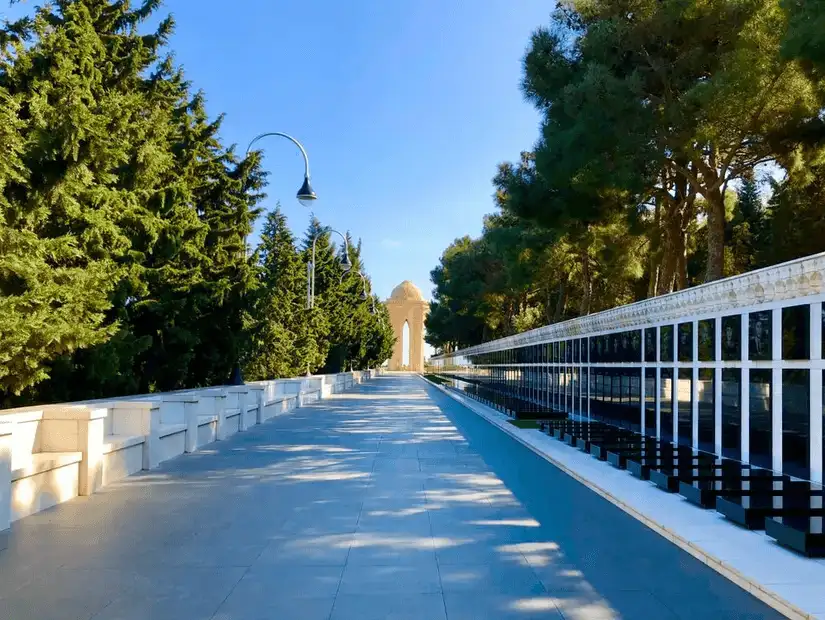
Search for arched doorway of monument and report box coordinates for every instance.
[384,281,429,372]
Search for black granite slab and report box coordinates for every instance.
[592,438,659,461]
[650,460,756,493]
[765,515,825,557]
[575,430,639,453]
[626,449,716,481]
[716,482,825,530]
[679,471,791,508]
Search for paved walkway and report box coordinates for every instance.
[0,375,782,620]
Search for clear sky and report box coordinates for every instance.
[152,0,550,302]
[4,0,550,299]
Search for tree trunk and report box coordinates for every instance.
[579,248,592,316]
[675,196,695,291]
[647,197,662,298]
[553,277,567,323]
[704,189,726,282]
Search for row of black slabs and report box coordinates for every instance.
[443,374,568,420]
[535,418,825,558]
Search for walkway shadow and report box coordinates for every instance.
[420,380,784,620]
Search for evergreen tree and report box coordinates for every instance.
[0,0,161,398]
[729,174,766,275]
[245,205,301,380]
[1,0,264,401]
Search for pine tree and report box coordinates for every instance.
[0,0,161,398]
[729,174,766,275]
[2,0,265,401]
[245,205,302,380]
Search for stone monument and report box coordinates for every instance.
[385,281,429,372]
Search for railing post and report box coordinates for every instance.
[811,302,823,484]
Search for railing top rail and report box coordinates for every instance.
[432,251,825,359]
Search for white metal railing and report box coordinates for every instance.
[431,252,825,484]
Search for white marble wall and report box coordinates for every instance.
[0,371,375,532]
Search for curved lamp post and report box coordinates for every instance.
[231,131,316,385]
[340,270,370,302]
[244,132,317,256]
[307,227,351,310]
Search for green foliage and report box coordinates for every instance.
[428,0,825,352]
[244,211,392,379]
[0,1,390,404]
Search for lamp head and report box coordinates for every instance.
[360,290,368,301]
[340,252,352,273]
[297,175,317,207]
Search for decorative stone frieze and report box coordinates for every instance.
[434,252,825,358]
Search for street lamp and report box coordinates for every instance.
[307,227,351,310]
[244,132,317,256]
[340,270,370,302]
[231,131,315,386]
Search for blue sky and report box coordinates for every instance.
[155,0,550,301]
[5,0,550,302]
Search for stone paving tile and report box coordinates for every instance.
[338,561,442,596]
[0,375,788,619]
[330,592,447,620]
[442,592,564,620]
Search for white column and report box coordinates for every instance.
[741,313,750,463]
[184,398,199,453]
[692,320,700,448]
[656,326,661,440]
[640,330,646,435]
[41,406,107,495]
[715,317,723,455]
[772,308,783,473]
[214,391,229,440]
[671,324,679,442]
[227,387,250,432]
[811,302,822,484]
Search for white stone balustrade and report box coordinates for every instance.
[0,422,13,539]
[0,371,377,536]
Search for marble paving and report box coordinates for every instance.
[0,375,785,619]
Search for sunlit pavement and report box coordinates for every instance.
[0,375,783,620]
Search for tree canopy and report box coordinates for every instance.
[0,0,392,404]
[427,0,825,354]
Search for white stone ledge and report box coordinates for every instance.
[11,452,83,482]
[102,434,144,454]
[158,424,186,439]
[0,369,378,531]
[422,377,822,620]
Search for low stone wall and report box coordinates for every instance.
[0,370,377,538]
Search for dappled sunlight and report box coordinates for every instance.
[1,376,745,620]
[432,472,505,487]
[468,518,541,528]
[259,444,355,454]
[284,471,370,482]
[362,506,429,517]
[425,489,499,505]
[349,532,435,551]
[277,532,353,551]
[551,597,617,620]
[509,596,575,613]
[498,541,561,556]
